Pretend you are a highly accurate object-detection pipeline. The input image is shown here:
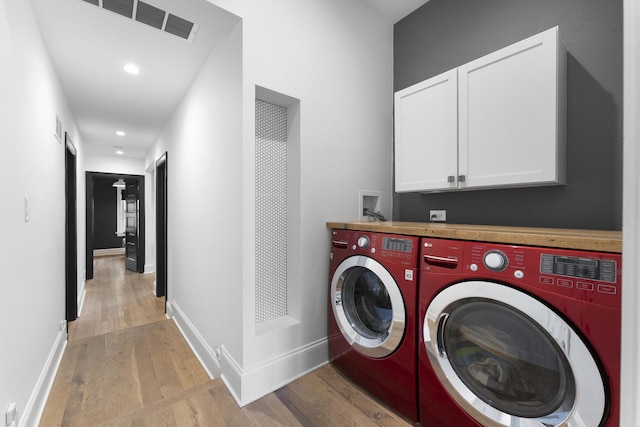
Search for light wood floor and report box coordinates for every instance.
[40,256,415,426]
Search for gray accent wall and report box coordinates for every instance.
[393,0,622,230]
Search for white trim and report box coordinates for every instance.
[220,338,329,407]
[93,248,125,256]
[168,300,221,379]
[77,281,86,317]
[144,263,156,274]
[20,326,67,427]
[621,0,640,425]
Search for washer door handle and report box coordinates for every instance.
[332,240,349,249]
[424,254,459,269]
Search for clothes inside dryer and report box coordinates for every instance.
[442,300,575,418]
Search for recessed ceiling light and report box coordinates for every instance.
[116,130,126,136]
[123,63,140,74]
[115,146,124,155]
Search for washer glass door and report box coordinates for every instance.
[424,281,606,427]
[331,256,405,358]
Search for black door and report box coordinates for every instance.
[125,181,139,272]
[156,153,168,299]
[65,133,77,322]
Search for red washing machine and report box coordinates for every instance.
[418,238,621,427]
[328,229,420,422]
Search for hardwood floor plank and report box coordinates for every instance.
[314,365,414,426]
[42,255,415,427]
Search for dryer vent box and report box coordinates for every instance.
[359,190,381,221]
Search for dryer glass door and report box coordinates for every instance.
[442,300,574,418]
[424,281,606,427]
[331,256,405,358]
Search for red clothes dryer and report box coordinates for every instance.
[418,238,621,427]
[328,229,420,422]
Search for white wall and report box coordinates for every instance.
[0,0,84,425]
[235,0,393,404]
[621,0,640,424]
[144,4,244,378]
[85,153,146,175]
[146,0,394,405]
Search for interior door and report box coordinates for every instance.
[155,153,168,299]
[65,133,77,322]
[125,181,139,272]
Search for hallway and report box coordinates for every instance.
[39,256,413,426]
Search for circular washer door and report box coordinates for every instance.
[424,281,606,427]
[331,255,406,358]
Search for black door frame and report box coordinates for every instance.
[85,172,146,279]
[155,153,168,301]
[65,133,77,322]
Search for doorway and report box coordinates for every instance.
[155,153,168,301]
[85,172,145,279]
[65,133,77,322]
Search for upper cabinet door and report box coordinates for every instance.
[394,69,458,192]
[458,26,566,190]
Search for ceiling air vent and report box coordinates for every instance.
[102,0,134,19]
[135,1,165,30]
[165,14,194,40]
[78,0,196,41]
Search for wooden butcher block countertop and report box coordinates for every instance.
[326,221,622,253]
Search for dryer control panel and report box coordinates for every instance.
[539,254,617,283]
[420,238,622,309]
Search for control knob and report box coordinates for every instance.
[357,236,370,249]
[484,250,508,272]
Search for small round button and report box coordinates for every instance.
[470,263,478,271]
[514,270,524,279]
[357,236,370,249]
[484,250,508,272]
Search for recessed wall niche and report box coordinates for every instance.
[254,86,301,332]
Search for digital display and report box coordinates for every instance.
[540,254,617,283]
[382,237,413,253]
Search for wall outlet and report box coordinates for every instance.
[429,210,446,222]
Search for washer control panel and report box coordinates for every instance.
[331,229,419,268]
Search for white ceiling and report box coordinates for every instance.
[362,0,429,23]
[29,0,428,159]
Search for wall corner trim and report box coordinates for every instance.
[20,326,67,427]
[169,300,221,379]
[77,281,86,317]
[220,338,329,407]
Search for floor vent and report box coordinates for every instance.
[80,0,196,41]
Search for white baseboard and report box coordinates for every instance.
[168,300,221,379]
[144,263,156,274]
[167,300,329,408]
[93,248,125,256]
[20,325,67,427]
[220,337,329,407]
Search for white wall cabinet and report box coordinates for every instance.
[394,26,566,193]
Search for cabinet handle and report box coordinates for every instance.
[447,175,455,183]
[458,175,466,183]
